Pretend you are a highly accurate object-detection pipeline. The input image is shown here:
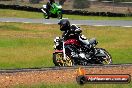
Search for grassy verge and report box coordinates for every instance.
[0,9,132,20]
[0,22,132,69]
[13,82,132,88]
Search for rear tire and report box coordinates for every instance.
[98,48,112,64]
[57,11,62,19]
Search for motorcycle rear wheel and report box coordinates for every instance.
[99,48,112,64]
[57,11,62,19]
[53,52,73,66]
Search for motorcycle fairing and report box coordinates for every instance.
[50,3,62,14]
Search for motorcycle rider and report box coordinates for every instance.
[46,0,55,15]
[58,19,92,62]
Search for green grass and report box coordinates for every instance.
[0,9,43,19]
[0,22,132,69]
[65,15,132,20]
[0,38,54,68]
[0,9,132,20]
[13,82,132,88]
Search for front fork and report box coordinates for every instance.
[63,41,66,60]
[41,8,47,14]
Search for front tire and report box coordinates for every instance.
[43,13,49,19]
[53,52,73,66]
[53,53,63,66]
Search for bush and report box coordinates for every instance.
[73,0,90,9]
[29,0,41,4]
[59,0,66,5]
[101,0,132,2]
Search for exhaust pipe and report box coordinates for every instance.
[63,41,66,60]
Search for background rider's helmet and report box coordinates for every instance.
[49,0,55,3]
[58,19,71,31]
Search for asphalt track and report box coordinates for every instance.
[0,17,132,27]
[0,64,132,73]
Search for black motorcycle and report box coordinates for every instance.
[53,32,112,66]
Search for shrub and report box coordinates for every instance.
[73,0,90,9]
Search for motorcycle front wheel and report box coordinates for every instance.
[53,52,73,66]
[43,13,49,19]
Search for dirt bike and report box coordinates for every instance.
[52,31,112,66]
[41,3,62,19]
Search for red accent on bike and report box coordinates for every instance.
[64,39,80,46]
[54,50,63,53]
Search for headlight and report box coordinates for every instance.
[57,6,62,9]
[43,5,46,9]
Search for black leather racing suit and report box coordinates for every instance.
[62,24,91,63]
